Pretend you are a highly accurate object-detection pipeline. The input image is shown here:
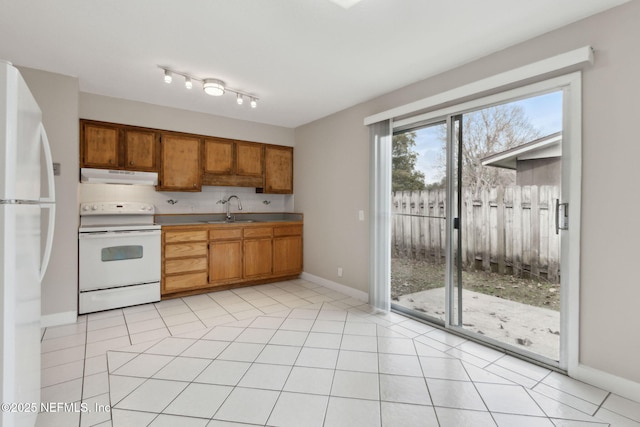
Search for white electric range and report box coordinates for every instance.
[78,202,161,314]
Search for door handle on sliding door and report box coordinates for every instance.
[555,199,569,234]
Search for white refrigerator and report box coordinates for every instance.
[0,60,56,427]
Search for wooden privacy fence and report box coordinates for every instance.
[392,185,561,283]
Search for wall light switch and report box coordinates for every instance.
[53,162,61,176]
[337,267,343,277]
[358,210,365,221]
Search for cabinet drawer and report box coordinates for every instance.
[164,242,207,258]
[209,228,242,241]
[164,230,208,243]
[163,272,208,293]
[274,225,302,237]
[165,257,208,275]
[243,227,273,239]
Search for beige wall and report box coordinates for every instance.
[19,67,79,320]
[295,107,370,292]
[295,0,640,387]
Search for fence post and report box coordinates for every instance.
[531,185,540,278]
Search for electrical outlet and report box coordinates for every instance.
[337,267,343,277]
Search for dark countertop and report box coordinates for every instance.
[155,212,303,226]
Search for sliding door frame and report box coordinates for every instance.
[390,73,582,371]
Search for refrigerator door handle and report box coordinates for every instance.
[38,123,56,281]
[40,204,56,281]
[39,123,56,203]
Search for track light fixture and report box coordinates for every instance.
[159,66,259,108]
[203,79,225,96]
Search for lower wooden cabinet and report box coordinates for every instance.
[273,224,303,275]
[208,228,243,285]
[161,221,303,297]
[162,229,208,294]
[244,238,273,278]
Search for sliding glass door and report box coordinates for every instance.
[390,83,573,366]
[391,121,448,322]
[452,94,563,362]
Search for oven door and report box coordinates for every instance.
[79,229,161,291]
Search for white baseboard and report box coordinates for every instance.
[41,311,77,328]
[572,363,640,402]
[300,272,369,302]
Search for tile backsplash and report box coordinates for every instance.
[79,184,294,214]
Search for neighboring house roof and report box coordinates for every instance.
[480,132,562,170]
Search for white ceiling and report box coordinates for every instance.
[0,0,629,128]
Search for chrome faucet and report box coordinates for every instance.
[224,195,242,221]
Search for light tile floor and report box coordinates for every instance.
[36,279,640,427]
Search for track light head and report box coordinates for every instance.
[250,98,257,109]
[236,94,244,105]
[163,69,172,84]
[184,76,193,89]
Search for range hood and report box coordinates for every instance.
[80,168,158,186]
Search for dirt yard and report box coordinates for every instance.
[391,257,560,311]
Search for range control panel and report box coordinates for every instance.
[80,202,155,216]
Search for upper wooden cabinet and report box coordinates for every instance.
[264,145,293,194]
[236,142,264,177]
[80,120,158,171]
[204,137,234,175]
[80,121,120,168]
[124,129,158,171]
[158,134,202,191]
[203,138,264,187]
[80,120,294,193]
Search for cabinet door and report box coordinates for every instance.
[81,122,120,168]
[236,142,263,177]
[209,240,243,284]
[204,138,234,175]
[125,129,157,171]
[243,238,272,278]
[264,146,293,194]
[273,235,303,275]
[159,134,201,191]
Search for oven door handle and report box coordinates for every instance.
[79,230,161,239]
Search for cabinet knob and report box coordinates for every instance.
[130,161,134,165]
[108,159,113,164]
[193,183,196,188]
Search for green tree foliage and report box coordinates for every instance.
[392,132,426,191]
